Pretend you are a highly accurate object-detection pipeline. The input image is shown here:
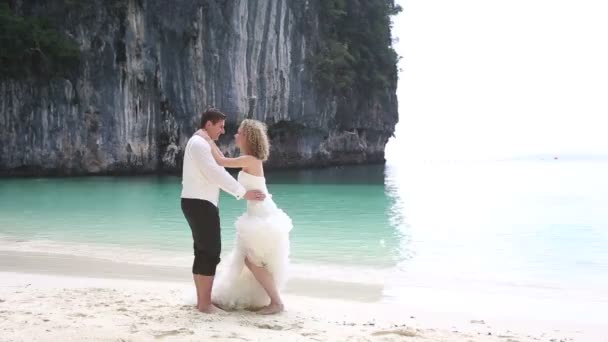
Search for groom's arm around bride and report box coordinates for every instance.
[188,133,262,201]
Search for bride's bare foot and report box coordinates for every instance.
[198,303,225,314]
[257,303,284,315]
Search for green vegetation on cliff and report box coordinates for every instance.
[0,3,80,79]
[312,0,402,94]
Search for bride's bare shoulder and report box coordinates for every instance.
[242,156,264,177]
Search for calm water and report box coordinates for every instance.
[0,166,399,268]
[1,160,608,303]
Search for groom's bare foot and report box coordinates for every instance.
[198,303,225,314]
[257,303,284,315]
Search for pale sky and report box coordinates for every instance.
[387,0,608,160]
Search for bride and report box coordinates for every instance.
[197,119,292,315]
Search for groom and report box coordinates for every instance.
[180,108,265,313]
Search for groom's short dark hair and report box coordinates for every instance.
[200,108,227,128]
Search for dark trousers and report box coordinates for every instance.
[181,198,221,276]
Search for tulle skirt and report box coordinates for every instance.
[211,205,292,310]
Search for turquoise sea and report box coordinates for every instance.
[1,158,608,319]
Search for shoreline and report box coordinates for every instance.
[0,236,393,283]
[0,251,606,341]
[0,250,383,303]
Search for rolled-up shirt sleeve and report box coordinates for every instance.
[190,138,246,199]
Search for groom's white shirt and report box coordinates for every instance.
[181,135,246,206]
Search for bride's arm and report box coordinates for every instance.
[210,143,254,169]
[196,130,253,169]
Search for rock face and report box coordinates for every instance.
[0,0,398,176]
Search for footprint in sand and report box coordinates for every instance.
[372,329,418,338]
[153,328,194,339]
[254,323,284,330]
[227,332,250,341]
[288,322,304,330]
[70,313,88,318]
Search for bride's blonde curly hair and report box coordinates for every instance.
[240,119,270,161]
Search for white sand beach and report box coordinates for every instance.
[1,251,605,342]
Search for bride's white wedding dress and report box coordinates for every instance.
[212,171,292,309]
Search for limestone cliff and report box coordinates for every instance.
[0,0,399,175]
